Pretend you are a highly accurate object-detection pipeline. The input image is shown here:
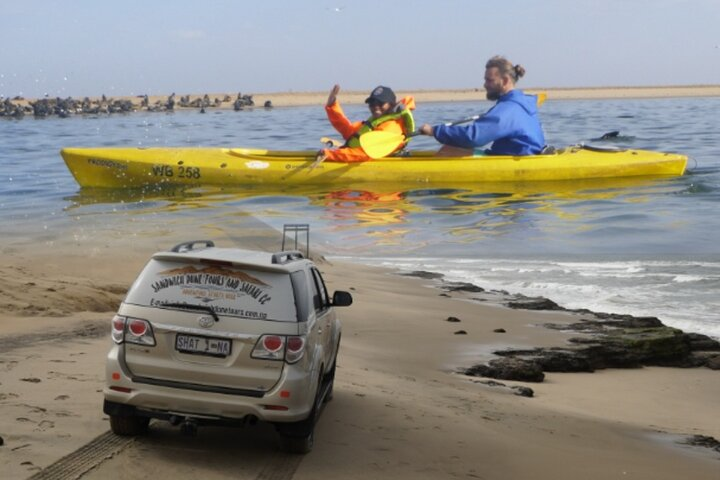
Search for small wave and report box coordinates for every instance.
[672,275,704,283]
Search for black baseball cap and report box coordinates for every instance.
[365,86,396,104]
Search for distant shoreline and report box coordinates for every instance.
[251,84,720,107]
[4,85,720,118]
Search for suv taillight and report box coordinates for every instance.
[111,315,156,346]
[285,336,306,363]
[252,335,306,363]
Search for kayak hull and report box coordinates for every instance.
[60,146,688,189]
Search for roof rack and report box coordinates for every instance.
[271,250,305,264]
[170,240,215,253]
[281,224,310,258]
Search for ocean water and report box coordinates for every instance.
[1,96,719,338]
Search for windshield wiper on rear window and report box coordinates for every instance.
[161,302,219,322]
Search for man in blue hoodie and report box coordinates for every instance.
[419,56,545,156]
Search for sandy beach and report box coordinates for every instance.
[1,219,719,480]
[244,84,720,107]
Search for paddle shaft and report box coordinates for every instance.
[415,92,545,136]
[407,116,479,139]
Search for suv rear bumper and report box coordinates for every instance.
[105,347,317,423]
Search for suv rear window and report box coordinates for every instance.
[124,259,296,321]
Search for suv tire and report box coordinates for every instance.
[324,342,340,403]
[278,428,315,454]
[277,371,324,454]
[109,414,150,436]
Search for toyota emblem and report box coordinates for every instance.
[197,315,215,328]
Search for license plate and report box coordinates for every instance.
[175,334,231,357]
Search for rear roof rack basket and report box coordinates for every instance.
[281,224,310,258]
[171,240,215,253]
[271,250,305,264]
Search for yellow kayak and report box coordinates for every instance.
[60,146,687,188]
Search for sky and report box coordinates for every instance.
[1,0,719,99]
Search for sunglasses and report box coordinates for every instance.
[367,99,386,107]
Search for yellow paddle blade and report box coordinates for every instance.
[536,91,547,106]
[359,130,406,159]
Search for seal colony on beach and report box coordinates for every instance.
[0,91,270,119]
[3,85,720,120]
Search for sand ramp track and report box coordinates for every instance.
[27,431,134,480]
[29,426,304,480]
[0,265,126,317]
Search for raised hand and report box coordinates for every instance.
[326,84,341,107]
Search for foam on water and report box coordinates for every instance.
[336,256,720,339]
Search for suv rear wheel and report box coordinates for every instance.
[277,371,324,454]
[324,341,340,403]
[109,414,150,436]
[278,426,315,454]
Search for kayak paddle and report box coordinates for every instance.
[359,91,547,159]
[359,118,475,159]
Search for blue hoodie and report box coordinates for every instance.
[432,90,545,155]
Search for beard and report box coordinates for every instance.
[486,90,501,101]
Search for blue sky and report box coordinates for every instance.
[1,0,718,98]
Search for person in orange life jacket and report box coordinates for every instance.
[312,84,416,168]
[418,55,545,156]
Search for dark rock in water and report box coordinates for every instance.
[463,312,720,382]
[400,270,444,280]
[264,100,273,108]
[0,435,4,446]
[477,380,506,387]
[442,282,485,293]
[506,296,561,310]
[684,333,720,351]
[493,328,506,333]
[464,358,545,383]
[454,330,467,335]
[446,316,461,323]
[705,354,720,370]
[512,386,534,397]
[475,379,535,398]
[682,435,720,453]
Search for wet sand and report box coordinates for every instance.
[1,220,719,479]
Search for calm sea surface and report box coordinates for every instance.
[1,97,719,338]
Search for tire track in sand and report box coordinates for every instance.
[28,427,303,480]
[27,430,134,480]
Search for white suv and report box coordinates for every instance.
[103,240,352,453]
